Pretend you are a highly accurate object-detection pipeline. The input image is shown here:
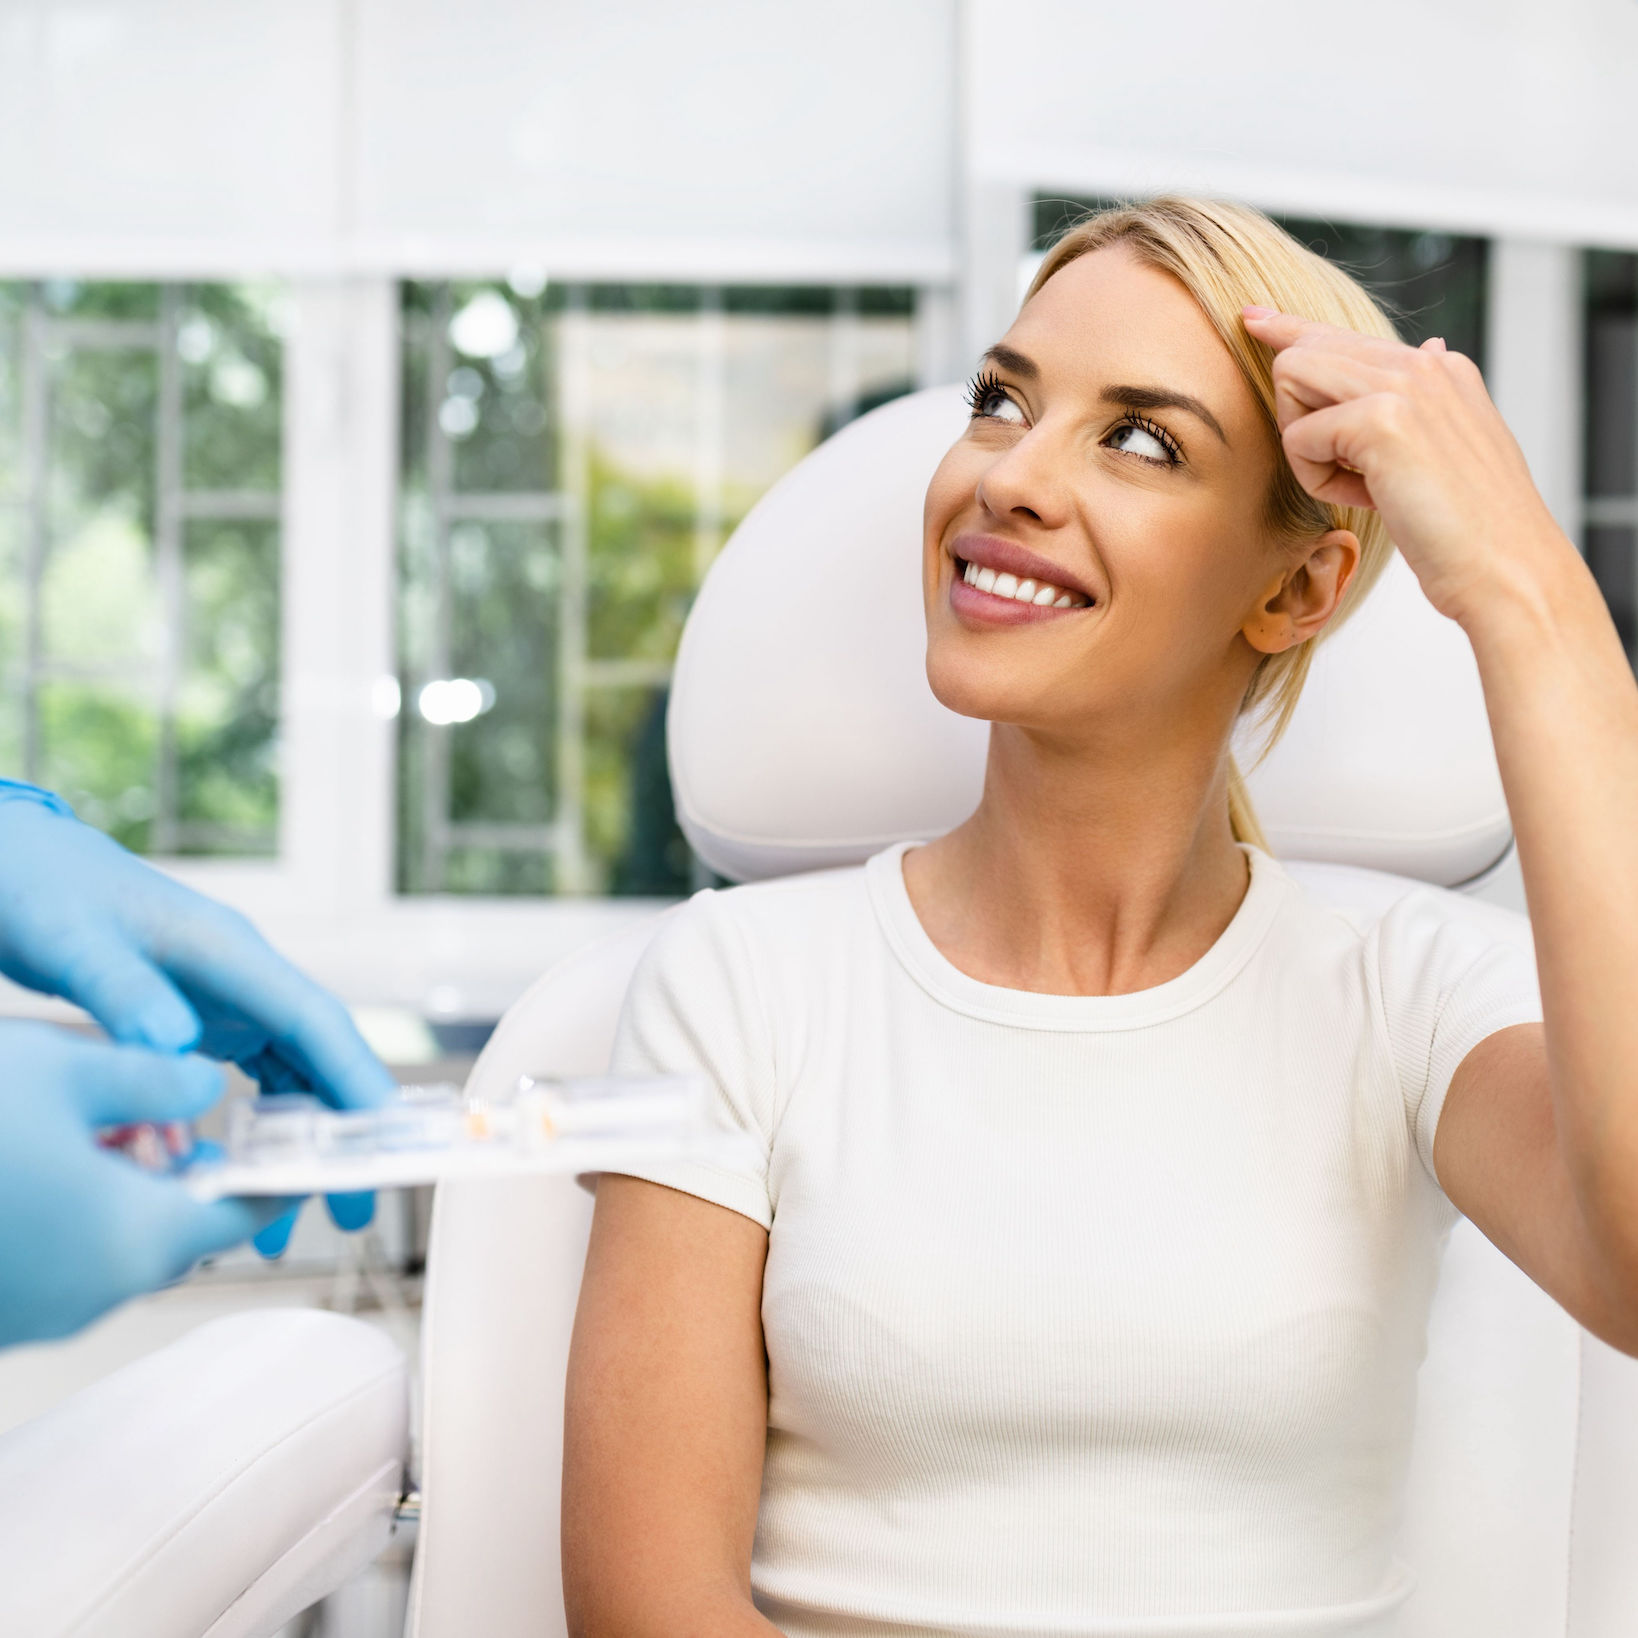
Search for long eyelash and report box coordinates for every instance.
[964,369,1007,417]
[1114,412,1183,465]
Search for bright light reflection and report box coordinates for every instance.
[371,675,402,719]
[417,677,495,726]
[508,265,547,299]
[449,291,519,359]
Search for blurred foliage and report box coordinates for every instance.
[446,520,558,829]
[181,285,284,491]
[0,280,281,855]
[585,448,697,663]
[40,280,159,319]
[177,520,279,851]
[0,286,20,496]
[36,683,160,853]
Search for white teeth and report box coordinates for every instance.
[962,559,1089,609]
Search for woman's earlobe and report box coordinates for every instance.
[1241,573,1301,655]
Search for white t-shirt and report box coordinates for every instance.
[607,844,1542,1638]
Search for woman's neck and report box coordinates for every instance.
[902,717,1252,997]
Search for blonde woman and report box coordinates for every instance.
[563,200,1638,1638]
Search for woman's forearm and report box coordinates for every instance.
[570,1591,782,1638]
[1463,532,1638,1293]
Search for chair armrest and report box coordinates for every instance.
[0,1308,409,1638]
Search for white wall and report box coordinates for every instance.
[966,0,1638,248]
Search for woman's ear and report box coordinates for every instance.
[1242,529,1360,655]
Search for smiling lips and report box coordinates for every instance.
[948,539,1094,625]
[959,559,1085,608]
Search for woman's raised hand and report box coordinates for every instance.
[1240,306,1570,628]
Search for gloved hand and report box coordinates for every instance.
[0,786,396,1255]
[0,1021,291,1346]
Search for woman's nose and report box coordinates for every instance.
[974,426,1069,527]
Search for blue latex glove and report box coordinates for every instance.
[0,784,396,1258]
[0,1021,294,1345]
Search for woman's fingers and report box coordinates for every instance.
[1277,397,1395,510]
[1270,345,1397,430]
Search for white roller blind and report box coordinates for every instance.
[355,0,958,279]
[0,0,958,280]
[970,0,1638,248]
[0,0,344,274]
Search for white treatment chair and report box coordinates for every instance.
[0,1306,410,1638]
[407,387,1638,1637]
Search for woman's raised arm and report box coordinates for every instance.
[563,1173,779,1637]
[1245,306,1638,1352]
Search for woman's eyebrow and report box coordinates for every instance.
[982,343,1039,381]
[1101,384,1228,445]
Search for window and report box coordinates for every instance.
[1031,199,1489,362]
[398,281,918,898]
[0,280,284,855]
[1584,252,1638,657]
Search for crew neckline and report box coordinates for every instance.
[866,840,1290,1032]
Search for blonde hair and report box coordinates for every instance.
[1026,197,1400,849]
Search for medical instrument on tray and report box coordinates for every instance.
[98,1073,725,1200]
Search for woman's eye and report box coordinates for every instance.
[977,388,1025,425]
[1106,420,1177,464]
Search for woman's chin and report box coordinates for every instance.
[925,655,1054,726]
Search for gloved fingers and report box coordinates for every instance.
[56,937,202,1054]
[61,1037,225,1128]
[324,1190,376,1232]
[253,1201,303,1259]
[153,1194,284,1284]
[160,917,395,1111]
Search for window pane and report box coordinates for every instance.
[1586,253,1637,501]
[176,519,278,853]
[0,285,22,498]
[41,280,159,320]
[586,683,691,894]
[35,681,160,853]
[1584,252,1638,664]
[397,512,560,893]
[0,280,284,857]
[399,280,918,898]
[181,285,284,491]
[1587,529,1637,654]
[0,508,21,772]
[43,347,160,675]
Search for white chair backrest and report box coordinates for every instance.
[413,388,1638,1637]
[670,384,1510,887]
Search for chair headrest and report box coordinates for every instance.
[669,385,1510,888]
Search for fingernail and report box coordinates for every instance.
[1242,305,1277,319]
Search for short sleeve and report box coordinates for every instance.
[1374,890,1543,1186]
[605,889,778,1228]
